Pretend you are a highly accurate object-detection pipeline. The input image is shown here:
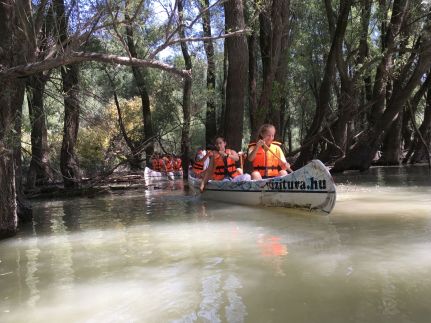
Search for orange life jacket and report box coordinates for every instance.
[248,141,285,178]
[174,158,182,171]
[152,158,161,171]
[158,158,165,171]
[212,149,239,180]
[193,159,205,175]
[164,158,174,172]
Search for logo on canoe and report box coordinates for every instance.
[267,177,327,191]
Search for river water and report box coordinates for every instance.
[1,166,431,323]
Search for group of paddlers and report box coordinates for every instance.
[150,153,183,174]
[192,124,293,191]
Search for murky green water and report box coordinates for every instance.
[1,166,431,323]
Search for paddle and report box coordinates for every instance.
[262,143,293,173]
[238,151,244,170]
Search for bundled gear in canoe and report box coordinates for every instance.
[248,141,287,178]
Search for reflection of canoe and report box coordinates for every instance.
[144,167,183,181]
[188,160,336,213]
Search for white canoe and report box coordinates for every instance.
[144,167,183,181]
[188,160,336,213]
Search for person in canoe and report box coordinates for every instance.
[247,124,293,180]
[151,153,162,172]
[162,154,174,174]
[173,154,183,174]
[192,147,211,178]
[200,136,251,191]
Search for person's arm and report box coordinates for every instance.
[200,155,215,192]
[219,149,239,161]
[278,148,293,173]
[201,152,210,162]
[247,140,264,162]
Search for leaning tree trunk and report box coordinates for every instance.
[223,0,248,151]
[178,0,192,178]
[201,0,217,146]
[27,74,52,189]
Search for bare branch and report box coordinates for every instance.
[149,0,226,59]
[0,51,191,80]
[149,28,250,59]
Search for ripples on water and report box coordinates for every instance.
[0,166,431,322]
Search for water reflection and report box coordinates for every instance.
[0,167,431,322]
[257,235,288,276]
[24,240,40,307]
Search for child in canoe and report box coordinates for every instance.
[200,136,251,191]
[248,124,293,180]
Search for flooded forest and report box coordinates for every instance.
[1,1,431,322]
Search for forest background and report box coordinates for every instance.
[1,0,431,238]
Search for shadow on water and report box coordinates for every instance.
[1,167,431,322]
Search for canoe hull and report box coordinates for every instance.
[189,160,336,213]
[144,167,183,181]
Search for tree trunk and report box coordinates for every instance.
[223,0,248,151]
[332,23,431,172]
[54,0,81,188]
[201,0,217,146]
[125,13,154,168]
[106,71,141,169]
[0,78,19,238]
[60,63,81,188]
[403,72,431,161]
[294,0,352,168]
[410,85,431,163]
[0,0,27,238]
[379,111,404,165]
[319,61,357,163]
[247,28,258,138]
[359,0,373,103]
[26,74,52,189]
[369,0,409,125]
[219,23,229,135]
[178,0,192,177]
[252,0,290,135]
[14,83,33,222]
[272,2,292,141]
